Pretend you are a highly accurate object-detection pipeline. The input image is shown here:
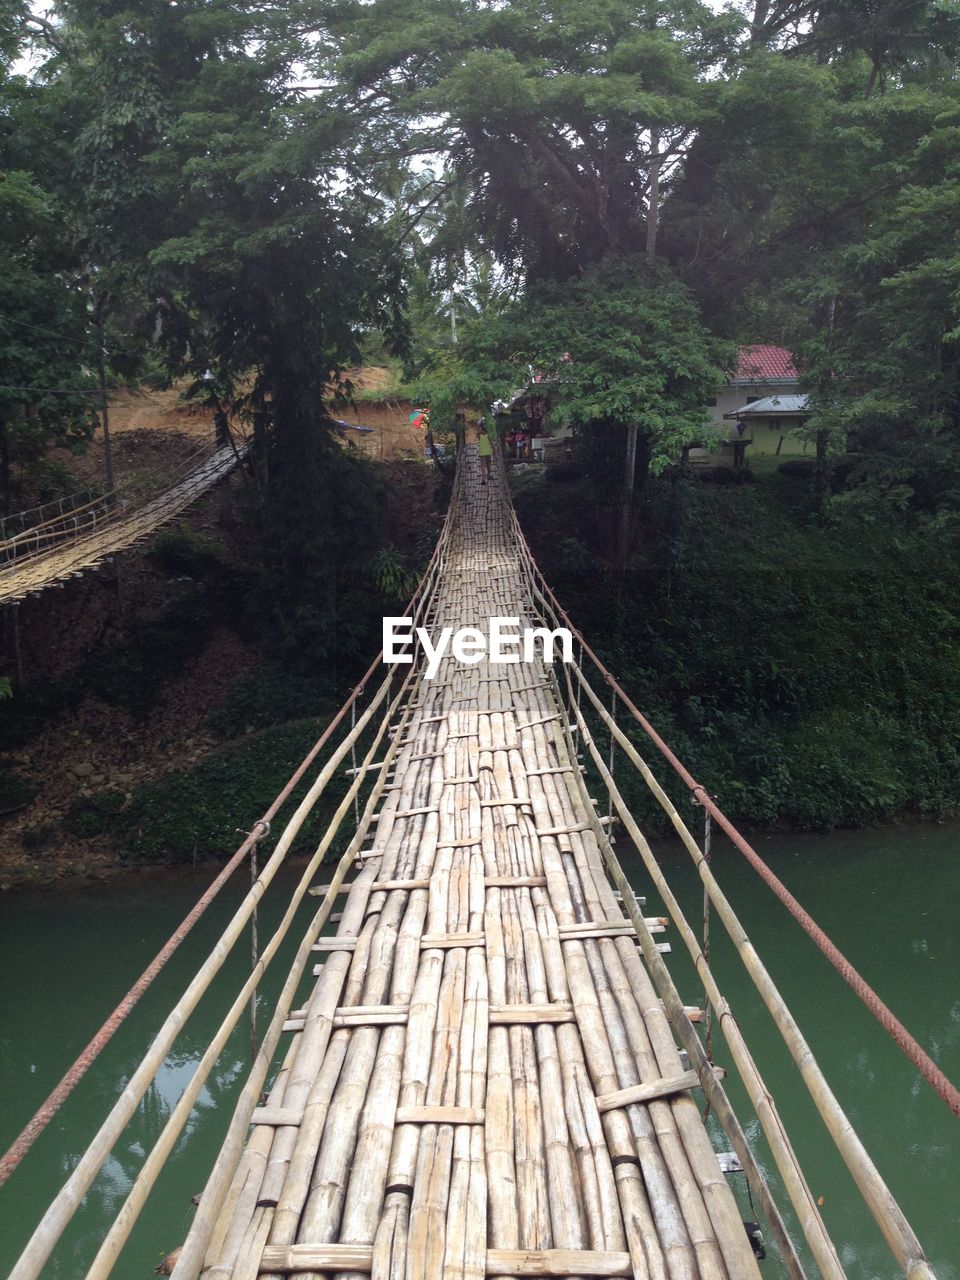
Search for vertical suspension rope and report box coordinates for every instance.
[702,805,714,1116]
[607,683,617,825]
[350,693,361,828]
[249,839,259,1064]
[575,640,584,721]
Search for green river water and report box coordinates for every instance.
[0,821,957,1279]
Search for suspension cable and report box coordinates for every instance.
[513,513,960,1121]
[0,527,447,1190]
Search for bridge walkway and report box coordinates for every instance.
[196,450,761,1280]
[7,446,945,1280]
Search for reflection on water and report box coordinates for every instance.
[0,825,957,1278]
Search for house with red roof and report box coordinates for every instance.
[697,344,811,463]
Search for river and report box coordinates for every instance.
[0,821,957,1278]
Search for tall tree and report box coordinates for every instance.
[316,0,737,279]
[454,256,728,568]
[0,49,95,516]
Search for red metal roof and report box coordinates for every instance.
[736,345,798,381]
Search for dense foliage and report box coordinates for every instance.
[3,0,960,849]
[514,463,960,831]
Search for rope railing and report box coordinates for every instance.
[0,486,102,542]
[0,432,221,563]
[0,445,252,605]
[510,508,960,1118]
[0,436,235,567]
[511,508,942,1280]
[4,501,452,1280]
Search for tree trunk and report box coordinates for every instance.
[10,602,24,687]
[214,408,234,526]
[750,0,770,42]
[616,424,639,575]
[646,128,661,257]
[0,416,10,518]
[95,314,115,495]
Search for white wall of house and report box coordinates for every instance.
[704,380,797,434]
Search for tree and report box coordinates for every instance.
[457,255,728,568]
[794,93,960,521]
[7,0,410,657]
[317,0,738,278]
[0,160,95,514]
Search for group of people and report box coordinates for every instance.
[503,429,533,460]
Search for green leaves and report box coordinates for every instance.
[454,254,727,468]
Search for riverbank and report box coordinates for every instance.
[5,437,959,889]
[511,457,960,834]
[1,401,447,890]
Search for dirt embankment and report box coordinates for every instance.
[0,372,443,889]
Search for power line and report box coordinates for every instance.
[0,314,129,356]
[0,315,92,348]
[0,384,113,394]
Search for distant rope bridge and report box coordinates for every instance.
[3,445,953,1280]
[0,440,245,605]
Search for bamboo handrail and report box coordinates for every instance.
[7,493,452,1280]
[541,667,809,1280]
[8,665,397,1280]
[169,660,426,1279]
[90,655,420,1280]
[527,566,937,1280]
[511,504,960,1122]
[553,660,837,1279]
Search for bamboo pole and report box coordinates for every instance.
[172,676,421,1280]
[526,530,936,1280]
[10,673,406,1280]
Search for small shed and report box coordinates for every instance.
[723,394,810,458]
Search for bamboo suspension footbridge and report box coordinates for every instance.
[0,440,245,605]
[3,447,954,1280]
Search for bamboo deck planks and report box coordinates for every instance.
[201,449,761,1280]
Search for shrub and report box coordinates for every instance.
[149,526,223,575]
[0,768,37,814]
[62,720,357,864]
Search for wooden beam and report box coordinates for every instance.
[256,1246,633,1277]
[486,1249,632,1277]
[489,1004,575,1026]
[594,1070,702,1113]
[394,1105,484,1125]
[250,1106,303,1128]
[420,931,486,949]
[484,875,547,888]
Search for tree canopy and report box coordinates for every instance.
[3,0,960,553]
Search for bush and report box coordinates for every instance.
[211,665,337,737]
[0,767,38,814]
[63,720,356,864]
[63,789,127,838]
[517,461,960,831]
[80,591,214,720]
[149,526,223,575]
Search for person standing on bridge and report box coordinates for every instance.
[477,420,493,485]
